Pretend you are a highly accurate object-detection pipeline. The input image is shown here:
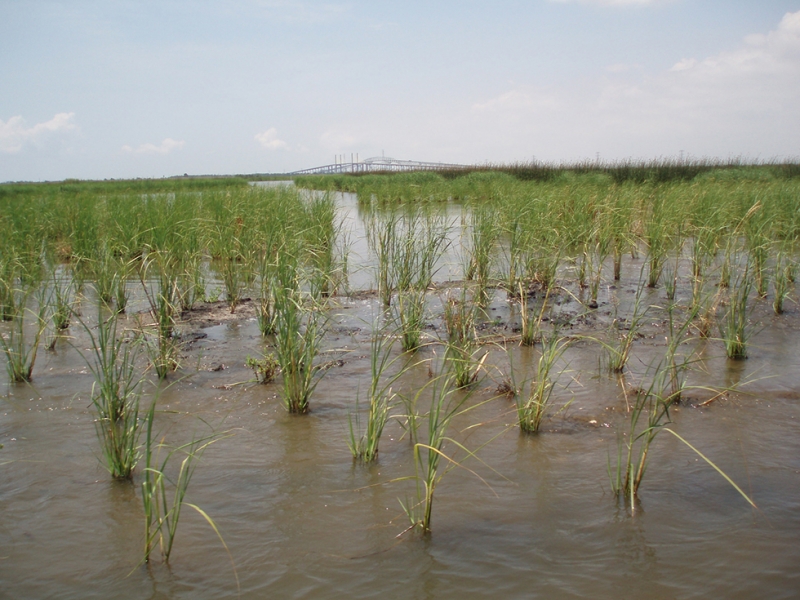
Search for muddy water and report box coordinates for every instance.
[2,194,800,599]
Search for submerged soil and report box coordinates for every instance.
[2,193,799,599]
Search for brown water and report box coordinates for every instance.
[2,193,800,599]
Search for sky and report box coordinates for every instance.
[1,0,800,181]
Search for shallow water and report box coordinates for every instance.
[2,193,800,599]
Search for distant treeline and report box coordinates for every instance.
[0,176,250,199]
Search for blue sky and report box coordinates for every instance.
[1,1,799,181]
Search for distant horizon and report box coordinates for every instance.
[4,154,799,186]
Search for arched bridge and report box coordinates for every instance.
[291,156,469,175]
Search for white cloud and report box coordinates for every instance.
[0,112,78,153]
[255,127,288,150]
[121,138,185,155]
[472,89,559,113]
[468,10,800,160]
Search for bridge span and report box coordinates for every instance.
[291,156,469,175]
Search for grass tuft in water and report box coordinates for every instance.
[516,332,571,433]
[81,308,144,479]
[348,325,405,462]
[0,287,47,382]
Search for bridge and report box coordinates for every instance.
[290,156,470,175]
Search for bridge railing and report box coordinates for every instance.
[290,157,470,175]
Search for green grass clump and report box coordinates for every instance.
[348,326,404,462]
[81,309,144,479]
[516,333,570,433]
[0,288,47,383]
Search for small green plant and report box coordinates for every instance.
[516,332,571,433]
[245,353,279,384]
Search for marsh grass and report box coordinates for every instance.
[0,256,21,321]
[139,251,181,378]
[141,402,231,566]
[519,284,550,347]
[600,284,648,373]
[772,250,795,314]
[442,289,485,387]
[516,332,571,433]
[273,283,327,413]
[0,287,47,382]
[348,326,406,462]
[501,212,526,298]
[719,263,753,359]
[255,245,277,336]
[50,269,73,331]
[609,369,674,509]
[610,364,756,513]
[367,209,449,307]
[395,288,428,353]
[81,308,143,479]
[399,369,477,534]
[661,300,702,403]
[662,248,681,301]
[464,205,499,296]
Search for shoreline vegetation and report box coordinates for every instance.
[2,156,799,189]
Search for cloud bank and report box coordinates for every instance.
[121,138,185,155]
[0,112,78,153]
[255,127,288,150]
